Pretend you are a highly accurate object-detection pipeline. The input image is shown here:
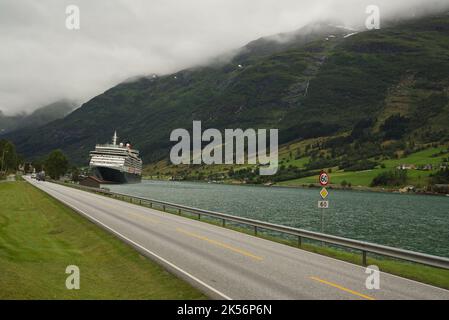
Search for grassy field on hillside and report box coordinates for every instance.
[279,147,448,187]
[0,181,206,299]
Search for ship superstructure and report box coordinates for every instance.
[89,131,142,183]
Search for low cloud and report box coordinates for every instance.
[0,0,448,115]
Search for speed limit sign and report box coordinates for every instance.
[319,172,329,186]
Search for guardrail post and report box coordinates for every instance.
[222,219,226,227]
[162,205,165,212]
[198,213,201,220]
[150,202,152,208]
[178,209,181,215]
[254,226,258,236]
[298,236,302,248]
[362,251,367,266]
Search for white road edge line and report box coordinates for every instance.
[31,180,232,300]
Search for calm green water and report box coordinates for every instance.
[105,180,449,258]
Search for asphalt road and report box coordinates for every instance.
[25,177,449,300]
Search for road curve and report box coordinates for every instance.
[25,177,449,300]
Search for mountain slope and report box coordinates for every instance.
[0,100,77,134]
[6,15,449,166]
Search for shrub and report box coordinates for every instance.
[45,150,69,180]
[430,168,449,184]
[370,169,407,187]
[381,114,410,140]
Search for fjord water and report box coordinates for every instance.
[106,180,449,258]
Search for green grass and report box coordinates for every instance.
[383,147,448,167]
[279,169,379,187]
[281,156,311,169]
[278,147,448,187]
[0,181,207,299]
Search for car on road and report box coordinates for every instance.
[36,172,46,181]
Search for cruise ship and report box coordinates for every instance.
[89,132,142,184]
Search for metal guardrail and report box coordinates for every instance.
[54,180,449,270]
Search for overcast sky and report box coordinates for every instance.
[1,0,448,115]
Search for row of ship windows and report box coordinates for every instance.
[91,158,142,169]
[92,150,140,158]
[124,159,142,166]
[91,158,125,164]
[91,155,141,163]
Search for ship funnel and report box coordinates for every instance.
[112,131,118,145]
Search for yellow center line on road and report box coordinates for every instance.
[176,227,264,261]
[88,196,160,224]
[126,211,160,224]
[310,276,376,300]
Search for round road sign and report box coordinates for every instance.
[319,172,329,186]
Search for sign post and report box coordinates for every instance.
[318,171,330,234]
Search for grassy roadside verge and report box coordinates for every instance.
[0,181,206,299]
